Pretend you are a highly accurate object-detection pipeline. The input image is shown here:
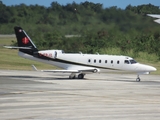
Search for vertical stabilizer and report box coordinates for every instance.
[14,26,38,55]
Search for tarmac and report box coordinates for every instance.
[0,70,160,120]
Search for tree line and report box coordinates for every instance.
[1,1,160,59]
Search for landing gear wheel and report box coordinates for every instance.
[69,75,76,79]
[136,77,141,82]
[78,74,84,79]
[136,75,141,82]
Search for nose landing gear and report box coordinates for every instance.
[136,75,141,82]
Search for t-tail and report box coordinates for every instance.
[14,26,38,55]
[4,26,39,55]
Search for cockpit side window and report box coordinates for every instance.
[124,60,129,64]
[130,59,137,64]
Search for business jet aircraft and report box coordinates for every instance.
[4,27,157,81]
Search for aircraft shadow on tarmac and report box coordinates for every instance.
[0,75,84,81]
[0,75,160,84]
[4,75,133,82]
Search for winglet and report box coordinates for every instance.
[32,65,38,71]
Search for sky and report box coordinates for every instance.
[2,0,160,9]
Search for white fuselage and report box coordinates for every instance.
[18,50,156,74]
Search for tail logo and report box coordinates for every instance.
[19,29,22,32]
[22,37,29,44]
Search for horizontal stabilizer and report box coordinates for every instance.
[4,46,32,49]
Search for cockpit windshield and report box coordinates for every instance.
[124,59,137,64]
[129,59,137,64]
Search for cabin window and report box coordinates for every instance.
[111,60,113,64]
[117,60,120,64]
[94,59,96,63]
[105,60,107,63]
[99,60,101,63]
[124,60,129,64]
[88,59,91,63]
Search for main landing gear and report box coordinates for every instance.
[136,75,141,82]
[69,73,85,79]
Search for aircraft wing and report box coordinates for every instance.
[42,69,79,73]
[147,14,160,24]
[32,65,78,73]
[32,65,99,73]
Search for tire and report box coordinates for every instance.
[136,78,140,82]
[78,74,84,79]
